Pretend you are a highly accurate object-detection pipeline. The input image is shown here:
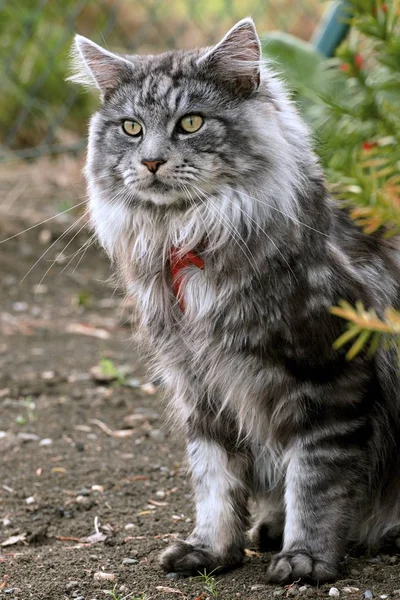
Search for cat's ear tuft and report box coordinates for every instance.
[67,35,134,97]
[197,17,261,95]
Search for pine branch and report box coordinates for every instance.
[330,301,400,360]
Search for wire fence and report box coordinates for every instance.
[0,0,324,162]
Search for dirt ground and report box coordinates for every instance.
[1,159,400,600]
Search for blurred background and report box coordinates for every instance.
[0,0,323,161]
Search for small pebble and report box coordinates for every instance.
[25,496,35,505]
[250,585,266,591]
[122,558,138,566]
[39,438,53,446]
[273,591,285,597]
[343,589,360,594]
[166,572,180,580]
[299,586,308,594]
[65,581,79,591]
[156,490,166,498]
[124,523,135,530]
[12,302,28,312]
[364,592,373,600]
[329,588,340,598]
[41,370,55,380]
[91,485,104,492]
[93,572,116,582]
[77,488,91,496]
[74,597,85,600]
[380,596,389,599]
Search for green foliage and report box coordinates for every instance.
[260,31,325,103]
[104,585,148,600]
[16,396,36,425]
[194,568,221,598]
[263,0,400,358]
[262,0,400,236]
[98,358,127,385]
[330,300,400,360]
[2,0,323,153]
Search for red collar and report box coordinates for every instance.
[169,246,205,311]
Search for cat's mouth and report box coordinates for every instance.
[135,176,173,194]
[147,179,171,192]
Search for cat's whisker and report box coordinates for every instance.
[60,233,97,276]
[224,185,329,238]
[34,215,91,288]
[190,184,263,282]
[0,199,88,245]
[20,210,89,284]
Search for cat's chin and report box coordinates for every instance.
[137,188,188,207]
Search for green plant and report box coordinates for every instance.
[195,568,220,598]
[98,358,127,385]
[263,0,400,356]
[104,586,148,600]
[16,396,36,425]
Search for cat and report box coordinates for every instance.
[69,18,400,584]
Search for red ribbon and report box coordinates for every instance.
[169,246,205,311]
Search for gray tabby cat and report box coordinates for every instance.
[69,18,400,584]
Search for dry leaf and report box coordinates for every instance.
[121,475,149,483]
[89,418,134,438]
[245,548,262,557]
[155,586,186,595]
[80,531,107,544]
[51,467,66,474]
[1,533,27,547]
[66,323,110,340]
[148,499,168,507]
[140,382,158,395]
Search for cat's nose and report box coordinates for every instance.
[141,159,166,174]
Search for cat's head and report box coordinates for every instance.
[70,19,310,255]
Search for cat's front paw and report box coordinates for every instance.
[267,550,337,584]
[159,539,243,576]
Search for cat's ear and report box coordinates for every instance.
[68,35,134,97]
[197,17,261,95]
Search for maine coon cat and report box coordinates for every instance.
[69,18,400,584]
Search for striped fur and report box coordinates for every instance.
[70,18,400,584]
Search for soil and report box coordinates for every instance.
[1,159,400,600]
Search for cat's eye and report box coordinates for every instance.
[122,120,143,137]
[179,114,203,134]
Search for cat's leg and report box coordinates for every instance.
[160,436,251,575]
[249,487,284,551]
[267,435,366,584]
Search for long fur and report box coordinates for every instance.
[71,18,400,584]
